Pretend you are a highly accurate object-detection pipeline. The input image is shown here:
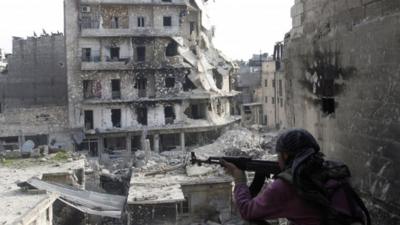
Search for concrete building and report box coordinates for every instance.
[64,0,238,156]
[260,43,287,129]
[0,35,70,151]
[285,0,400,223]
[0,48,8,73]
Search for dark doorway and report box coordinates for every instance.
[111,109,121,128]
[166,42,178,57]
[110,47,120,61]
[137,107,148,125]
[84,110,94,130]
[164,106,175,124]
[111,79,121,99]
[136,46,146,62]
[137,78,147,97]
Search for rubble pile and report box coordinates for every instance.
[193,127,278,160]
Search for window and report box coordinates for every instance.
[166,42,178,57]
[265,96,268,103]
[136,78,147,97]
[83,80,102,99]
[162,0,172,2]
[137,107,148,125]
[272,79,276,88]
[264,79,268,87]
[136,47,146,62]
[279,80,283,96]
[46,208,50,221]
[82,48,91,62]
[137,17,145,27]
[165,77,175,88]
[190,22,196,34]
[111,109,121,128]
[280,99,284,108]
[163,16,172,27]
[0,102,2,113]
[110,47,120,61]
[111,17,119,28]
[164,106,175,124]
[84,110,94,130]
[111,79,121,99]
[272,97,275,104]
[322,98,335,115]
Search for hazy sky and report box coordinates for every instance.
[0,0,293,60]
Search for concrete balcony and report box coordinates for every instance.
[80,0,187,6]
[81,61,133,71]
[81,27,184,38]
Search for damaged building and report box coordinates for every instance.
[284,0,400,223]
[0,48,8,73]
[65,0,239,156]
[0,34,70,152]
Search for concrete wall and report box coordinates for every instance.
[285,0,400,223]
[0,35,67,110]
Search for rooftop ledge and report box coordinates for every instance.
[80,0,188,6]
[81,27,184,38]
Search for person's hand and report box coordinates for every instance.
[221,159,247,184]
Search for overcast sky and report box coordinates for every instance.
[0,0,293,60]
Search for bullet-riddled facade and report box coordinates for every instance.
[64,0,238,155]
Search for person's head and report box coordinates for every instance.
[275,128,320,169]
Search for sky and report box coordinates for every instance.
[0,0,293,60]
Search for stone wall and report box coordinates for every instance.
[285,0,400,223]
[0,35,67,110]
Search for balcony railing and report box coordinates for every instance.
[81,27,183,37]
[80,0,187,5]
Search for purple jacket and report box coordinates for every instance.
[234,179,355,225]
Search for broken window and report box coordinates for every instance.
[84,110,94,130]
[265,96,268,103]
[82,48,91,62]
[0,102,2,113]
[83,80,102,99]
[137,107,148,125]
[0,136,19,150]
[184,103,206,119]
[137,16,145,27]
[190,22,196,35]
[163,16,172,27]
[162,0,172,2]
[164,106,175,124]
[272,97,275,104]
[165,77,175,88]
[111,17,119,29]
[111,109,121,128]
[279,80,283,96]
[272,79,276,88]
[243,106,251,114]
[179,197,190,214]
[183,75,197,91]
[136,78,147,97]
[166,42,178,57]
[136,46,146,62]
[110,47,120,61]
[104,137,126,152]
[213,70,223,89]
[111,79,121,99]
[322,98,335,115]
[264,79,268,87]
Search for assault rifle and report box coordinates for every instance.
[190,152,281,178]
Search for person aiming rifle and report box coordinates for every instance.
[220,128,370,225]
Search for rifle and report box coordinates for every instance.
[190,152,280,225]
[190,152,281,178]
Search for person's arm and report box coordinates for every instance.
[234,180,289,220]
[222,160,289,221]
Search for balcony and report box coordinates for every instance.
[81,27,183,38]
[81,58,133,71]
[80,0,187,6]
